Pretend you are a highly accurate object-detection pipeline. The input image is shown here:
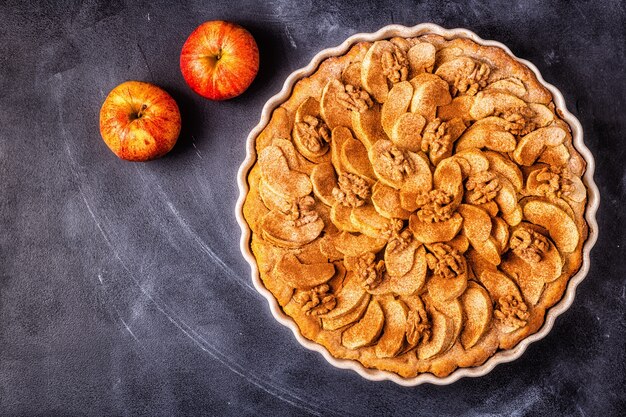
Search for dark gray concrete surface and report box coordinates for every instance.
[1,0,625,415]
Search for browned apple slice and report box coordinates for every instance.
[431,297,463,346]
[295,96,321,122]
[471,236,501,266]
[321,273,368,325]
[400,151,434,195]
[342,300,385,349]
[385,240,419,277]
[484,151,523,191]
[410,73,452,120]
[273,253,335,289]
[341,136,377,181]
[390,112,426,152]
[521,199,579,253]
[448,234,470,253]
[341,62,363,88]
[400,188,419,212]
[320,79,353,129]
[469,90,529,120]
[495,175,518,215]
[369,140,431,190]
[417,305,455,360]
[513,126,567,166]
[330,126,351,175]
[259,146,312,198]
[538,144,570,167]
[350,205,391,238]
[371,245,427,296]
[457,204,493,243]
[410,213,463,244]
[407,42,436,76]
[528,103,554,127]
[351,103,387,151]
[375,298,410,358]
[322,292,370,331]
[502,204,522,226]
[478,201,499,217]
[438,95,475,122]
[455,124,517,153]
[485,77,526,98]
[310,162,337,206]
[330,203,359,233]
[428,271,468,305]
[372,182,412,219]
[460,282,493,349]
[258,179,290,212]
[261,210,324,249]
[433,158,464,202]
[453,148,490,177]
[478,269,523,304]
[332,231,386,256]
[500,255,545,305]
[381,81,413,137]
[492,217,510,253]
[361,40,396,103]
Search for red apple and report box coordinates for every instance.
[180,21,259,100]
[99,81,181,161]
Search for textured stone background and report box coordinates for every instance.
[1,0,625,415]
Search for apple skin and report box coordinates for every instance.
[180,20,259,100]
[99,81,181,162]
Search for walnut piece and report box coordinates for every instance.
[380,218,405,241]
[332,173,370,207]
[355,252,385,290]
[465,170,501,204]
[499,107,536,136]
[421,118,454,163]
[377,145,415,182]
[386,228,413,253]
[453,60,490,96]
[381,45,409,84]
[494,294,529,330]
[294,284,336,316]
[425,243,465,279]
[406,305,431,346]
[533,166,577,200]
[415,189,455,223]
[336,83,373,113]
[509,226,549,263]
[294,115,330,154]
[285,195,320,227]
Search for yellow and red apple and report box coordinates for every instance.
[99,81,181,161]
[180,20,259,100]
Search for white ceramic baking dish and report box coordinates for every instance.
[235,23,600,386]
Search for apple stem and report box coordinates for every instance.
[137,104,148,118]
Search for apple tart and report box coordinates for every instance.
[242,33,589,378]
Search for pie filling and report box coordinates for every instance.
[243,34,588,378]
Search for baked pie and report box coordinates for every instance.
[242,33,588,378]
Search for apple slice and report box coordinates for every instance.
[485,77,526,97]
[342,300,385,349]
[502,204,522,227]
[310,162,337,206]
[341,136,377,181]
[332,231,386,257]
[409,73,452,120]
[410,212,463,244]
[273,253,335,289]
[528,103,554,128]
[390,112,426,152]
[330,126,351,175]
[371,245,427,296]
[362,40,401,102]
[321,79,353,129]
[433,158,464,202]
[457,204,493,243]
[381,81,413,137]
[437,95,475,122]
[350,205,391,238]
[491,217,510,253]
[455,124,517,153]
[375,298,410,358]
[258,179,290,212]
[460,282,493,349]
[321,273,368,323]
[259,146,312,198]
[448,234,470,253]
[417,305,455,360]
[407,42,436,76]
[471,236,501,266]
[371,182,412,219]
[521,199,579,253]
[369,140,431,190]
[513,126,567,166]
[431,297,463,346]
[484,151,523,191]
[538,144,570,167]
[478,269,523,307]
[261,210,324,249]
[351,103,387,151]
[469,90,529,120]
[341,62,363,88]
[494,175,518,215]
[322,292,370,331]
[453,148,490,177]
[385,240,418,278]
[500,255,545,305]
[330,202,359,233]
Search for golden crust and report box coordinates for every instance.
[243,34,589,378]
